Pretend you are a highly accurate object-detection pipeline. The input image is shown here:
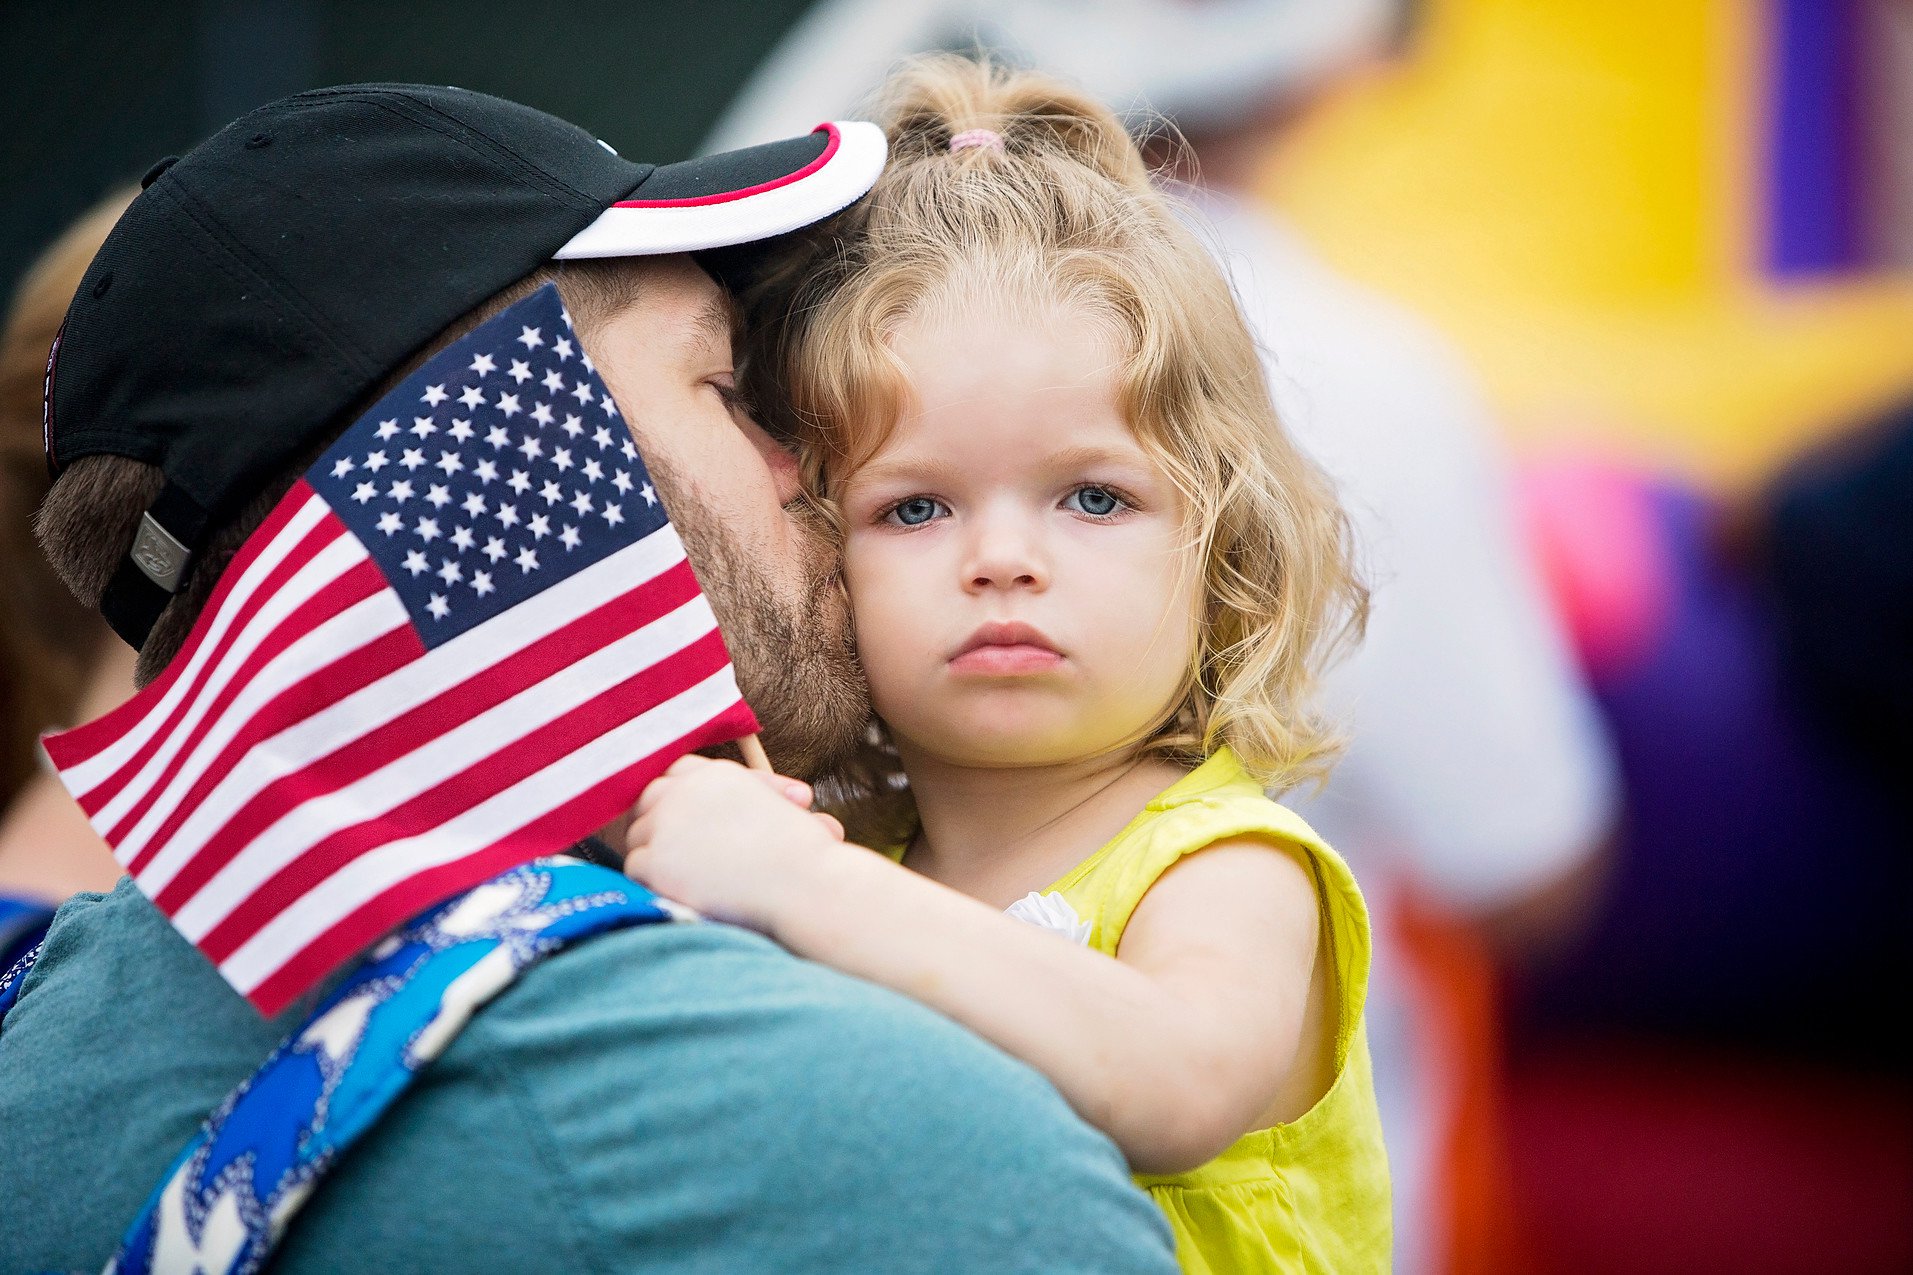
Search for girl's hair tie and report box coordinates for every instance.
[948,129,1005,153]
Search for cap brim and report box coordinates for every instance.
[553,121,884,260]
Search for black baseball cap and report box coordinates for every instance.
[43,83,885,649]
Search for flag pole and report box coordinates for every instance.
[738,734,772,773]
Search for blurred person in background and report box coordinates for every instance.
[705,3,1618,1271]
[0,189,137,969]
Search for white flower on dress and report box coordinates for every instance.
[1004,891,1093,945]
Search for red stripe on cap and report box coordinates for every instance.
[613,123,841,209]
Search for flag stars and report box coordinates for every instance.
[363,451,389,473]
[551,448,574,472]
[485,425,510,450]
[580,349,596,374]
[473,459,500,484]
[388,479,415,502]
[571,380,594,405]
[410,417,437,438]
[469,353,496,376]
[530,402,554,427]
[639,483,656,507]
[331,457,355,479]
[447,419,474,444]
[376,511,403,536]
[496,503,520,528]
[415,516,441,542]
[599,394,619,418]
[402,550,429,577]
[471,570,495,597]
[352,481,377,504]
[518,436,544,462]
[592,425,614,450]
[508,359,533,384]
[603,503,625,527]
[458,385,486,409]
[517,325,543,349]
[422,384,449,407]
[496,393,521,418]
[529,513,552,540]
[482,536,507,563]
[553,336,574,361]
[400,449,426,471]
[460,492,487,518]
[426,484,452,509]
[542,369,566,394]
[427,594,451,620]
[620,440,637,462]
[562,414,584,439]
[435,451,464,476]
[450,525,475,552]
[568,490,593,517]
[437,559,463,585]
[611,470,632,494]
[515,547,540,574]
[539,480,564,505]
[375,419,400,441]
[507,470,532,495]
[582,459,604,483]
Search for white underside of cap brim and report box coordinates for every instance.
[553,120,885,260]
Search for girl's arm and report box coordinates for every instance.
[624,756,1327,1174]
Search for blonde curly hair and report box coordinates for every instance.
[743,56,1365,837]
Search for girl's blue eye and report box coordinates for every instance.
[889,496,946,526]
[1066,485,1124,517]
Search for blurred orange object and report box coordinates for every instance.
[1394,893,1534,1275]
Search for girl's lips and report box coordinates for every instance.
[948,621,1063,675]
[948,643,1065,675]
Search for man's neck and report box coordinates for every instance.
[896,742,1189,910]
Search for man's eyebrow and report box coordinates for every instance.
[678,291,741,361]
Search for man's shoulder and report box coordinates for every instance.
[4,883,1175,1272]
[451,913,1099,1130]
[383,919,1176,1271]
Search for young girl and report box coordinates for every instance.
[623,58,1389,1272]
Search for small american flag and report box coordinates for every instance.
[44,285,758,1016]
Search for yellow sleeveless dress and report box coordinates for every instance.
[992,750,1393,1272]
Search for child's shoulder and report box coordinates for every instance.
[1051,751,1356,955]
[1129,750,1329,861]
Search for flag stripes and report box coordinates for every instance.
[43,285,760,1016]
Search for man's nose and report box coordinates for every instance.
[963,510,1048,593]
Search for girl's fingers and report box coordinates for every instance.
[632,777,674,820]
[812,811,845,840]
[743,769,813,808]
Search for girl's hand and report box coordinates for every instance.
[623,754,848,933]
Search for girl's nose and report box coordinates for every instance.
[963,513,1048,593]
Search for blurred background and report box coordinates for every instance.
[4,3,1909,1272]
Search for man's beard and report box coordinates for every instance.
[649,455,868,780]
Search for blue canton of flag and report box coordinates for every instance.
[314,287,665,645]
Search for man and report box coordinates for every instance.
[0,85,1176,1272]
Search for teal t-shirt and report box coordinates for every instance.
[0,878,1176,1273]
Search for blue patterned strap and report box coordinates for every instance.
[108,856,685,1275]
[0,895,58,1025]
